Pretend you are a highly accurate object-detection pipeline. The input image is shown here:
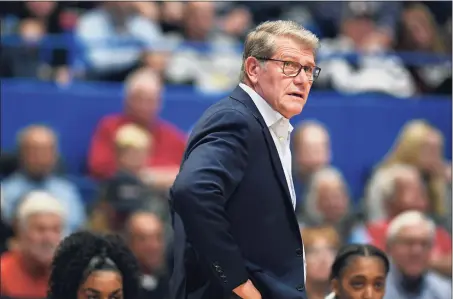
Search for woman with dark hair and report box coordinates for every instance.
[325,244,390,299]
[47,231,141,299]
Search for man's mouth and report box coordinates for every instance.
[288,93,303,99]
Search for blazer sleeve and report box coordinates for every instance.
[170,108,252,293]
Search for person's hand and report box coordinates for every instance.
[233,279,261,299]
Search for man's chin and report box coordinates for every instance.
[402,268,424,279]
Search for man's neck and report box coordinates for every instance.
[20,169,49,183]
[19,251,50,278]
[124,113,155,129]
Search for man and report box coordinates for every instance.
[384,211,451,299]
[363,164,452,276]
[1,191,65,298]
[88,68,186,191]
[292,121,331,183]
[1,125,85,235]
[170,20,321,299]
[125,212,169,299]
[76,2,164,81]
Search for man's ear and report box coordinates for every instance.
[244,56,261,84]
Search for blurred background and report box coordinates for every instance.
[0,1,451,299]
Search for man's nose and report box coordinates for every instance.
[293,68,309,85]
[362,287,374,299]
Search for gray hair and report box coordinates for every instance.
[365,164,420,221]
[305,166,349,222]
[239,20,320,82]
[386,210,435,243]
[17,191,66,228]
[124,68,161,98]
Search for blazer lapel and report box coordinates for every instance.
[230,86,297,216]
[260,128,294,208]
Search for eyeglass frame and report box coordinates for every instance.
[254,56,321,81]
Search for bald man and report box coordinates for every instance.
[88,68,186,191]
[125,212,169,299]
[1,125,86,235]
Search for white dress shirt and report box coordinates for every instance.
[239,83,306,282]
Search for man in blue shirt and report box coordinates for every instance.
[1,125,86,235]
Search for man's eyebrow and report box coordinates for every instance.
[279,55,315,66]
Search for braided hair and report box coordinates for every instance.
[326,244,390,299]
[48,231,141,299]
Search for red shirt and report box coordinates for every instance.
[0,251,49,298]
[366,219,452,257]
[88,114,187,180]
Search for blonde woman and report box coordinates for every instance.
[301,226,341,299]
[365,119,450,222]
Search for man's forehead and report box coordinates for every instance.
[273,37,315,63]
[398,225,431,238]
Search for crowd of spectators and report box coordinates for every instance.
[1,65,452,299]
[0,2,452,299]
[1,1,452,95]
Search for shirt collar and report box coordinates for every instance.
[239,83,293,132]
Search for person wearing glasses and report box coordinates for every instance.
[169,20,321,299]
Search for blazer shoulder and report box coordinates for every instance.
[201,96,256,124]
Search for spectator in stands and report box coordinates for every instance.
[88,68,186,190]
[300,167,366,245]
[396,3,452,95]
[125,212,169,299]
[326,243,390,299]
[366,120,451,224]
[302,226,340,299]
[214,2,253,40]
[0,1,77,82]
[384,211,452,298]
[314,2,416,98]
[165,1,242,93]
[48,231,141,299]
[0,191,64,299]
[1,125,86,235]
[76,2,164,81]
[156,1,185,35]
[89,124,168,233]
[361,164,452,277]
[292,120,332,204]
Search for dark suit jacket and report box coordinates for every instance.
[169,86,307,299]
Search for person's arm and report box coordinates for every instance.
[171,109,260,297]
[88,118,117,180]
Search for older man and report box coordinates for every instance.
[0,191,65,298]
[88,68,186,190]
[1,125,85,234]
[363,164,452,276]
[170,20,321,299]
[292,120,332,206]
[125,211,169,299]
[384,211,451,299]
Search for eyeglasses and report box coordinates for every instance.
[254,56,321,81]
